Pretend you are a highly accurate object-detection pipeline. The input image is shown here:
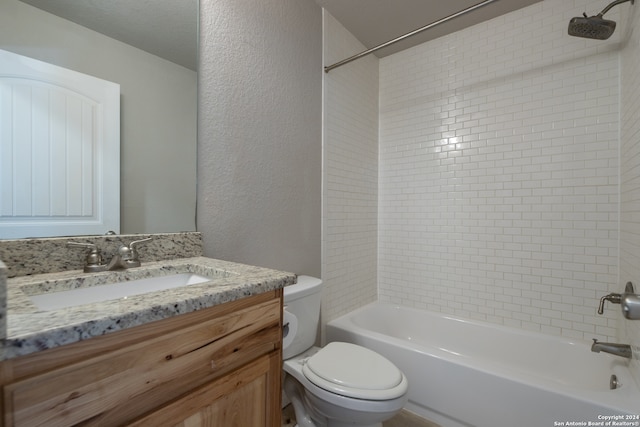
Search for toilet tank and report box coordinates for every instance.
[282,275,323,359]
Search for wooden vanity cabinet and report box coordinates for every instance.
[0,289,283,427]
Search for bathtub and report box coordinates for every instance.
[326,303,640,427]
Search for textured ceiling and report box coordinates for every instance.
[19,0,198,71]
[19,0,545,72]
[316,0,543,59]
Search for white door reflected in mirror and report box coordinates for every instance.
[0,49,120,238]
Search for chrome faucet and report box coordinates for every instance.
[67,238,152,272]
[591,339,632,359]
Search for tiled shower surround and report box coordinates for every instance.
[378,0,620,339]
[323,0,640,385]
[322,11,379,326]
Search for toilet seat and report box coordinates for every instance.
[302,342,408,400]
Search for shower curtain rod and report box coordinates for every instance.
[324,0,500,73]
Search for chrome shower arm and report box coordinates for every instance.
[599,0,634,17]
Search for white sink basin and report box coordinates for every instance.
[28,273,212,311]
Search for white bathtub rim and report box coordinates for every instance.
[326,302,640,415]
[342,301,614,350]
[329,302,632,376]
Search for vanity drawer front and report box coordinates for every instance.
[3,297,281,427]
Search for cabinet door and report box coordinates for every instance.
[130,352,281,427]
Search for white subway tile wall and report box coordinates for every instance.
[321,11,379,329]
[620,0,640,387]
[322,0,640,384]
[378,0,622,341]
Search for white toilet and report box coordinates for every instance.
[282,276,408,427]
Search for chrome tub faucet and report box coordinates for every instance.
[591,339,632,359]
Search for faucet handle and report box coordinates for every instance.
[67,241,95,249]
[598,293,621,314]
[598,283,640,319]
[129,237,152,251]
[129,237,152,258]
[66,242,105,272]
[120,237,152,263]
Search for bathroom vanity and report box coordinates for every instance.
[1,290,283,426]
[0,237,295,427]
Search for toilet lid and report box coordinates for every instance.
[302,342,408,400]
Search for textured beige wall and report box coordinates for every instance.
[197,0,322,276]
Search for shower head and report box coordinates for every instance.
[568,15,616,40]
[568,0,634,40]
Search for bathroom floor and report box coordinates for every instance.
[281,404,441,427]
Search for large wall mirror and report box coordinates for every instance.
[0,0,198,239]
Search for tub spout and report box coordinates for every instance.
[591,339,632,359]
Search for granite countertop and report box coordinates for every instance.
[4,256,296,360]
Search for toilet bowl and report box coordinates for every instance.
[282,276,408,427]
